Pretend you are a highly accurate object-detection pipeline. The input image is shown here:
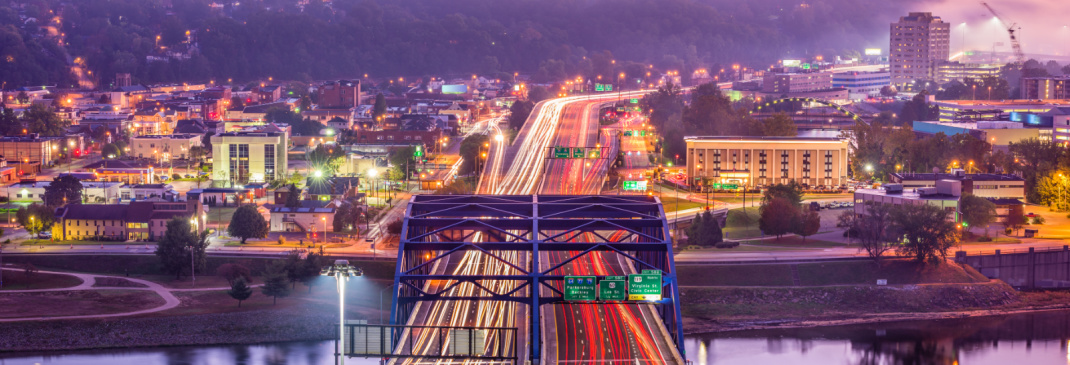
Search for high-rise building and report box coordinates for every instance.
[1021,77,1070,100]
[210,131,288,186]
[890,12,950,88]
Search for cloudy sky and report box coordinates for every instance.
[919,0,1070,57]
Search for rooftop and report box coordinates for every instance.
[890,173,1025,182]
[854,188,958,201]
[684,136,846,142]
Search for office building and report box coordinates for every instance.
[684,136,850,189]
[1021,77,1070,100]
[761,70,832,94]
[853,181,961,221]
[912,120,1044,152]
[130,134,203,161]
[54,200,204,241]
[931,99,1070,123]
[210,131,288,186]
[3,181,124,204]
[315,80,361,109]
[890,12,950,87]
[936,62,1001,84]
[832,70,891,98]
[888,171,1025,200]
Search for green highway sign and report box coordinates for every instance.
[623,130,632,136]
[724,184,738,189]
[595,84,605,92]
[639,130,646,137]
[605,84,613,91]
[588,149,601,159]
[553,146,570,159]
[628,271,662,301]
[572,147,586,159]
[414,145,423,157]
[712,183,722,190]
[564,276,597,301]
[623,181,637,190]
[599,276,627,301]
[630,98,639,104]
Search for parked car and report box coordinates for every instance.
[1027,212,1037,218]
[37,231,51,239]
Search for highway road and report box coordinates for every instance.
[395,90,683,365]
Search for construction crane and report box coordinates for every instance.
[981,2,1025,67]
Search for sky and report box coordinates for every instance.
[918,0,1070,58]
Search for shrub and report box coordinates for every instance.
[1032,216,1046,225]
[977,236,993,242]
[714,241,739,249]
[278,236,287,245]
[216,263,252,284]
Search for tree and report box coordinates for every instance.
[891,204,957,263]
[459,134,490,175]
[42,175,84,206]
[98,94,111,104]
[508,100,534,130]
[686,210,723,247]
[154,217,201,280]
[102,143,121,158]
[759,197,798,239]
[228,204,269,244]
[756,113,797,137]
[285,184,302,208]
[845,204,897,262]
[526,85,552,103]
[15,91,29,104]
[216,263,252,285]
[373,93,387,119]
[16,204,55,235]
[792,207,821,242]
[261,262,292,305]
[0,107,22,136]
[959,194,997,237]
[298,251,326,293]
[230,96,245,109]
[1001,204,1027,236]
[387,219,403,235]
[879,85,898,97]
[897,91,938,125]
[1035,172,1070,211]
[762,182,803,206]
[20,104,69,136]
[227,277,253,307]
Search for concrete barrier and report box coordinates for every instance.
[956,246,1070,289]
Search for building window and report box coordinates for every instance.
[264,144,275,182]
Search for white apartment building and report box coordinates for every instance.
[211,131,288,186]
[130,134,203,161]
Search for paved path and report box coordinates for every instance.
[0,267,245,322]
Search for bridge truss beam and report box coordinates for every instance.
[390,194,684,364]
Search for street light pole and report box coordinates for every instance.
[379,283,395,324]
[321,260,364,365]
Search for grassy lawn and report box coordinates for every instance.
[0,270,84,290]
[659,196,703,212]
[20,240,131,247]
[0,289,164,319]
[3,254,399,281]
[796,259,989,286]
[741,236,845,248]
[723,207,761,239]
[677,264,793,286]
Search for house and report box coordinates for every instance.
[256,85,282,103]
[305,177,360,202]
[118,184,177,202]
[269,206,336,233]
[187,187,254,207]
[2,181,123,204]
[54,200,204,241]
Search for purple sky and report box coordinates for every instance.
[920,0,1070,57]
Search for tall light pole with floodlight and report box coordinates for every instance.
[321,260,363,365]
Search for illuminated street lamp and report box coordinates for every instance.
[321,260,363,365]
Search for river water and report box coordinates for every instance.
[4,310,1070,365]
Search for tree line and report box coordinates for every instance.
[4,0,921,88]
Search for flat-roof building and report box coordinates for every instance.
[684,136,850,189]
[854,181,961,221]
[832,70,891,98]
[1021,77,1070,100]
[890,12,950,87]
[936,62,1001,84]
[210,131,288,186]
[888,171,1025,201]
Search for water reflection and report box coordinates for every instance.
[686,309,1070,365]
[0,341,381,365]
[5,310,1070,365]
